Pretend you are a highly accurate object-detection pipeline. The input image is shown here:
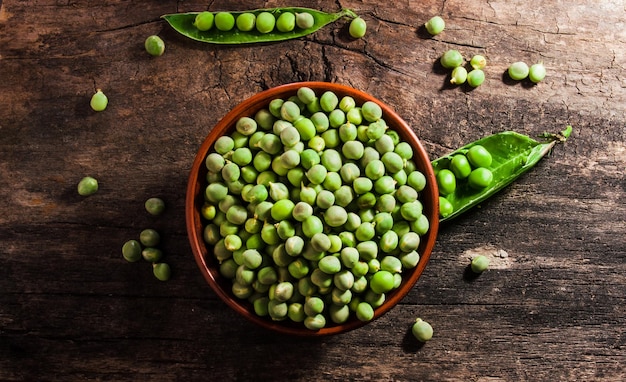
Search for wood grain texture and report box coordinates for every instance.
[1,0,625,380]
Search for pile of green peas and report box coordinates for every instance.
[440,50,487,88]
[122,197,171,281]
[201,87,431,330]
[436,144,494,218]
[193,10,315,34]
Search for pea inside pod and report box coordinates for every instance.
[432,127,572,222]
[162,7,358,44]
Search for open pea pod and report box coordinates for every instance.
[162,8,357,45]
[432,126,572,223]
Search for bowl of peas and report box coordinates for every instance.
[186,82,439,336]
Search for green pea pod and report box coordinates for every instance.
[162,8,358,45]
[432,126,572,222]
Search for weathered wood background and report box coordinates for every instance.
[1,0,625,380]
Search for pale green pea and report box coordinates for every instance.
[333,270,355,292]
[318,255,341,275]
[333,185,354,207]
[304,314,326,330]
[322,171,342,191]
[374,133,395,154]
[256,11,276,33]
[400,250,420,269]
[320,91,339,113]
[320,149,342,172]
[380,231,399,253]
[353,177,373,194]
[361,101,383,122]
[349,16,367,38]
[342,140,365,160]
[352,261,369,278]
[356,240,378,261]
[356,302,374,322]
[268,299,288,321]
[329,304,350,324]
[308,135,325,152]
[399,232,421,252]
[347,107,363,125]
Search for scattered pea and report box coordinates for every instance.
[467,69,485,88]
[145,197,165,216]
[440,49,463,69]
[90,90,108,112]
[144,35,165,57]
[77,176,98,196]
[508,61,529,81]
[471,255,490,273]
[424,16,445,36]
[122,240,142,262]
[450,66,467,85]
[349,17,367,38]
[469,55,487,70]
[412,318,433,342]
[528,63,546,83]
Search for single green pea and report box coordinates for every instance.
[340,247,360,268]
[380,230,399,253]
[270,199,295,221]
[339,96,356,112]
[353,177,373,194]
[400,250,420,269]
[153,263,171,281]
[276,12,296,32]
[295,12,315,29]
[424,15,445,36]
[399,231,420,252]
[77,176,98,196]
[253,296,269,316]
[439,196,454,218]
[318,255,342,275]
[347,107,363,125]
[470,54,487,70]
[411,214,430,236]
[450,66,467,85]
[466,145,493,168]
[214,136,234,155]
[296,86,316,105]
[349,16,367,38]
[436,169,456,196]
[450,154,472,179]
[306,163,328,185]
[355,221,376,242]
[329,304,350,324]
[467,69,485,88]
[90,90,108,112]
[508,61,529,81]
[356,241,378,262]
[258,133,282,155]
[261,222,281,245]
[294,117,316,141]
[342,140,364,161]
[355,301,375,322]
[333,270,355,292]
[236,12,256,32]
[528,63,546,83]
[144,35,165,57]
[122,240,142,262]
[468,167,494,189]
[142,248,163,264]
[194,11,214,31]
[320,149,342,172]
[440,49,463,69]
[352,261,369,278]
[374,175,396,194]
[139,228,160,247]
[471,255,490,273]
[214,12,235,31]
[400,200,423,221]
[302,215,323,238]
[412,318,433,342]
[361,101,383,122]
[324,205,348,227]
[236,116,257,136]
[304,314,326,330]
[288,302,306,322]
[364,159,386,180]
[268,299,288,320]
[395,185,418,204]
[319,91,339,113]
[381,151,404,173]
[288,258,310,279]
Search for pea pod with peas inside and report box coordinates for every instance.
[432,126,572,222]
[162,7,358,44]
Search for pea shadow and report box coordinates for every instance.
[401,324,427,353]
[415,24,435,40]
[463,264,481,283]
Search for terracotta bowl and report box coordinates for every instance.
[186,82,439,336]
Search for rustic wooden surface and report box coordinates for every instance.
[1,0,625,380]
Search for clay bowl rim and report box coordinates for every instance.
[185,81,439,336]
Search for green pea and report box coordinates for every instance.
[357,192,377,209]
[122,239,142,262]
[338,122,357,142]
[287,258,309,280]
[376,194,396,213]
[333,270,355,291]
[295,12,315,29]
[253,296,269,316]
[349,16,367,38]
[471,255,490,273]
[140,247,162,264]
[353,177,373,194]
[268,299,288,320]
[467,145,493,168]
[236,12,256,32]
[470,54,487,70]
[144,35,165,57]
[356,241,378,261]
[308,135,326,152]
[258,133,282,154]
[255,109,275,130]
[467,69,485,88]
[369,270,394,294]
[365,159,386,180]
[436,169,456,195]
[508,61,529,80]
[424,15,445,36]
[440,49,463,69]
[347,107,363,125]
[304,314,326,330]
[77,176,98,196]
[323,205,347,228]
[320,91,339,113]
[449,154,472,179]
[306,164,328,185]
[528,63,546,83]
[270,199,295,221]
[205,182,228,203]
[361,101,383,122]
[352,261,369,278]
[219,258,238,279]
[299,184,317,205]
[400,200,423,221]
[302,215,323,238]
[340,247,360,268]
[373,212,393,235]
[468,167,494,189]
[411,214,430,236]
[355,302,375,322]
[194,11,214,31]
[215,12,235,31]
[407,170,426,192]
[294,117,316,141]
[318,255,341,275]
[400,250,420,269]
[153,263,171,281]
[439,196,454,218]
[139,229,160,247]
[334,185,354,207]
[320,149,342,172]
[236,116,258,136]
[399,232,420,252]
[90,90,108,112]
[374,175,396,194]
[329,304,350,324]
[296,86,316,105]
[311,112,330,133]
[380,231,399,253]
[288,302,306,322]
[355,221,376,242]
[450,66,467,85]
[412,318,433,342]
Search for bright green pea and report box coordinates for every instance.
[355,221,376,242]
[411,214,430,236]
[302,215,323,238]
[194,11,214,31]
[407,171,426,192]
[468,167,494,189]
[236,116,257,136]
[215,12,235,31]
[320,149,342,172]
[205,182,228,203]
[299,184,317,205]
[467,69,485,88]
[232,147,253,166]
[270,199,295,221]
[400,200,423,221]
[353,177,373,194]
[90,90,108,112]
[424,15,445,36]
[376,194,396,213]
[440,49,463,69]
[374,175,396,194]
[311,112,330,133]
[436,169,456,196]
[365,159,385,180]
[77,176,98,196]
[471,255,490,273]
[352,261,369,278]
[320,91,339,113]
[450,154,472,179]
[349,16,367,38]
[508,61,529,80]
[373,212,394,235]
[357,192,377,209]
[294,117,316,141]
[258,133,282,154]
[334,185,354,207]
[439,196,453,218]
[306,163,328,185]
[399,232,420,252]
[380,231,399,253]
[529,63,546,83]
[329,304,350,324]
[234,12,255,31]
[144,35,165,57]
[255,11,275,33]
[466,145,493,168]
[153,263,171,281]
[400,250,420,269]
[412,318,433,342]
[308,135,326,152]
[361,101,382,122]
[370,270,394,294]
